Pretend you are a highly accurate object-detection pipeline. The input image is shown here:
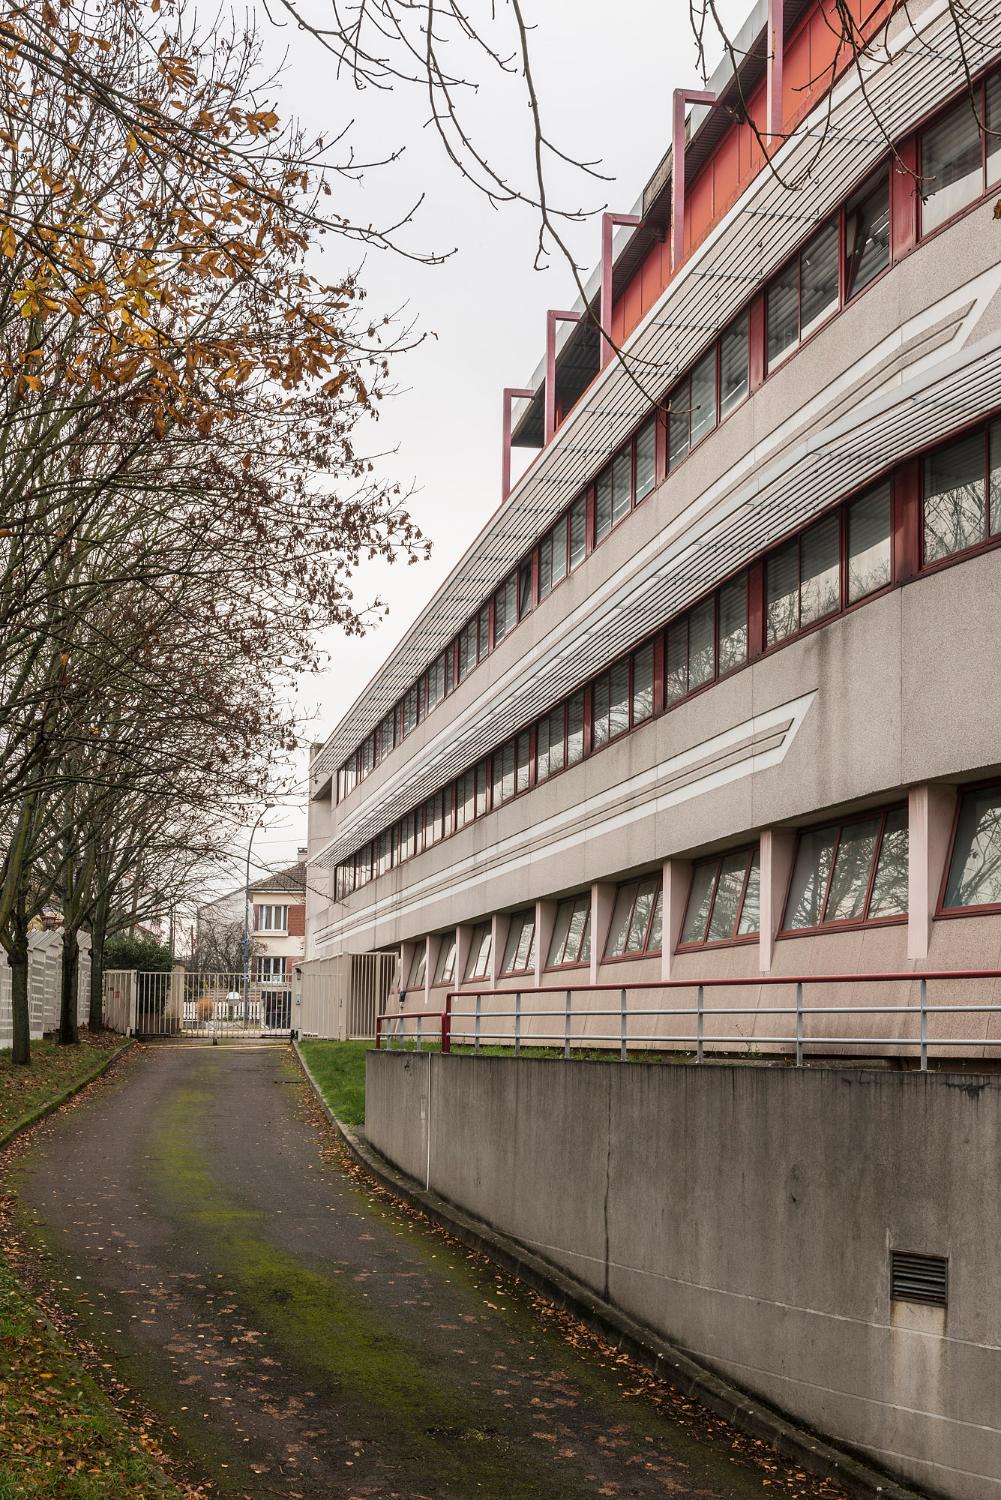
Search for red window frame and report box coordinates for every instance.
[779,804,909,938]
[676,845,760,951]
[936,779,1001,919]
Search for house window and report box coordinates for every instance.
[680,849,760,947]
[923,425,1000,565]
[844,169,889,300]
[379,712,395,760]
[631,644,654,724]
[432,933,457,986]
[256,956,288,983]
[515,731,531,794]
[255,904,289,933]
[457,617,477,683]
[406,946,426,990]
[377,830,393,877]
[546,895,591,968]
[423,791,447,849]
[595,449,632,542]
[635,418,657,501]
[943,785,1001,911]
[783,807,908,931]
[920,92,987,234]
[477,603,491,663]
[767,219,839,370]
[605,876,663,959]
[500,909,536,976]
[465,923,492,980]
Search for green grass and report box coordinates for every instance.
[0,1032,125,1143]
[298,1038,371,1125]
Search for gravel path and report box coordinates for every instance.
[14,1043,838,1500]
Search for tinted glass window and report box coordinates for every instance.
[800,221,839,335]
[847,484,892,602]
[845,173,889,299]
[924,432,985,563]
[720,312,749,418]
[945,788,1001,909]
[635,419,657,500]
[922,95,983,233]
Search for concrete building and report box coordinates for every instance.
[306,0,1001,1050]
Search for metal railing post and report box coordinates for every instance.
[620,988,627,1062]
[515,991,521,1056]
[564,989,572,1059]
[795,981,803,1067]
[442,994,452,1055]
[696,985,704,1063]
[920,977,928,1072]
[416,1012,422,1052]
[475,991,481,1054]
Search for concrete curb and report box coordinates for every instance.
[0,1038,133,1156]
[292,1041,923,1500]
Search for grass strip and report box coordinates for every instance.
[296,1037,370,1124]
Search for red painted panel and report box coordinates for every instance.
[686,167,716,258]
[287,903,305,938]
[893,459,921,583]
[891,135,919,262]
[620,273,645,343]
[712,128,741,222]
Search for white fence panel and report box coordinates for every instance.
[0,930,92,1049]
[295,952,398,1040]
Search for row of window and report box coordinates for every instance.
[336,67,1001,803]
[399,783,1001,989]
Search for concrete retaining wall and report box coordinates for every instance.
[367,1051,1001,1500]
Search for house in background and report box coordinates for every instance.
[194,851,307,1025]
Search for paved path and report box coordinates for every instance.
[15,1045,836,1500]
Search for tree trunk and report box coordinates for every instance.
[59,926,79,1045]
[10,925,30,1066]
[89,916,105,1032]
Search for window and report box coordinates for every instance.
[494,573,517,643]
[426,652,447,712]
[402,684,419,738]
[923,425,1000,564]
[943,786,1001,911]
[423,791,447,849]
[567,692,585,766]
[377,829,393,877]
[605,876,663,959]
[595,449,632,542]
[921,93,986,234]
[670,348,715,468]
[783,807,908,931]
[515,731,531,794]
[475,760,490,818]
[720,312,749,418]
[631,643,654,724]
[569,495,587,568]
[255,904,289,933]
[666,576,747,706]
[395,812,416,866]
[501,909,536,975]
[844,170,889,300]
[635,419,657,501]
[847,483,892,602]
[256,956,288,982]
[537,704,565,783]
[477,603,490,663]
[432,933,457,986]
[465,923,492,980]
[539,517,569,600]
[767,220,839,370]
[456,771,475,830]
[518,559,534,620]
[766,514,839,646]
[546,895,591,968]
[492,741,516,806]
[680,849,760,947]
[457,617,478,683]
[592,660,629,750]
[406,946,426,989]
[988,73,1001,185]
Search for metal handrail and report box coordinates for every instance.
[373,969,1001,1070]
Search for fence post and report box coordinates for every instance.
[416,1012,422,1052]
[564,989,572,1060]
[920,977,928,1072]
[475,991,481,1054]
[696,984,704,1064]
[795,981,803,1067]
[515,991,521,1057]
[442,994,452,1055]
[619,988,627,1062]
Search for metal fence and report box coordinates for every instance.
[375,969,1001,1070]
[103,969,293,1039]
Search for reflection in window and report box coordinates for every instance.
[537,705,565,783]
[635,419,657,501]
[988,74,1001,186]
[605,877,663,958]
[432,933,456,986]
[494,573,517,643]
[596,449,632,542]
[680,848,760,946]
[501,909,536,975]
[766,514,840,646]
[465,923,492,979]
[924,431,986,563]
[720,313,749,418]
[567,692,585,766]
[592,661,629,750]
[921,94,984,234]
[944,787,1001,910]
[632,644,655,724]
[569,495,587,567]
[847,484,892,602]
[407,945,427,990]
[784,808,908,930]
[547,895,591,967]
[769,222,839,369]
[845,172,889,299]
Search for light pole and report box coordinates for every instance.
[241,807,268,1025]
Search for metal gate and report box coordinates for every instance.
[104,969,293,1040]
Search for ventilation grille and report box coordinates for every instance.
[891,1251,948,1307]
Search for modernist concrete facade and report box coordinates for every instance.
[307,0,1001,1048]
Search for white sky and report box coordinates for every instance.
[220,0,749,893]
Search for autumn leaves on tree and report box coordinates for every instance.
[0,0,428,1061]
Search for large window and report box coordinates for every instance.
[255,904,288,933]
[920,80,1000,235]
[500,909,536,976]
[666,574,747,704]
[432,933,457,986]
[943,786,1001,912]
[783,807,908,931]
[679,848,760,948]
[669,314,748,470]
[767,220,839,370]
[605,877,663,959]
[546,895,591,968]
[595,449,632,544]
[256,956,288,982]
[464,923,492,980]
[766,484,892,648]
[406,946,427,990]
[923,424,1001,565]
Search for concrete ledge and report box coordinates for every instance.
[293,1041,921,1500]
[0,1039,133,1155]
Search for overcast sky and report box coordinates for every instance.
[221,0,748,893]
